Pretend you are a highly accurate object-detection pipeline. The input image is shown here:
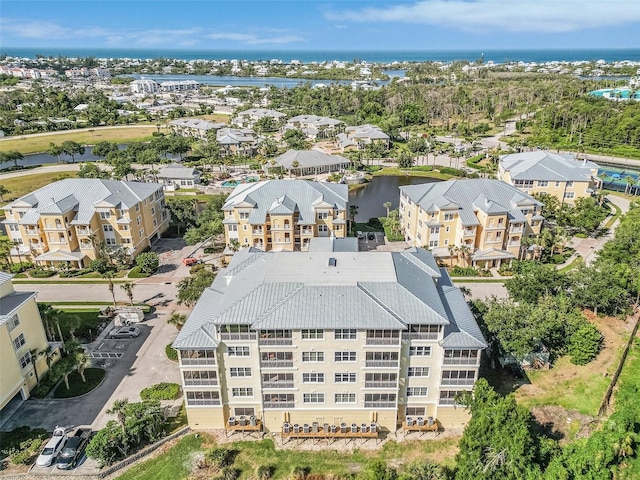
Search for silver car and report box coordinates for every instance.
[108,326,140,339]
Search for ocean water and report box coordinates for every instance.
[3,47,640,64]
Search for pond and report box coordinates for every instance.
[348,175,441,222]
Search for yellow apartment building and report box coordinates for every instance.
[0,272,60,415]
[399,179,543,268]
[173,248,487,434]
[498,151,600,205]
[222,180,348,252]
[2,179,169,268]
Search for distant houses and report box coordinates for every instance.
[168,118,226,140]
[157,163,201,191]
[265,150,351,176]
[285,115,344,140]
[130,79,199,94]
[233,108,286,128]
[337,124,390,152]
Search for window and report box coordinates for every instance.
[566,181,574,187]
[263,393,294,406]
[445,226,450,233]
[139,229,144,238]
[137,216,141,226]
[335,329,357,340]
[13,333,26,351]
[103,225,114,232]
[364,393,396,406]
[235,407,255,416]
[239,212,249,220]
[100,212,111,219]
[186,391,220,406]
[228,224,238,232]
[335,351,356,362]
[317,212,328,219]
[303,393,325,403]
[228,346,250,357]
[7,314,20,332]
[318,225,328,232]
[301,329,324,340]
[430,227,440,234]
[123,238,132,244]
[564,192,575,199]
[407,387,429,397]
[230,367,252,377]
[444,213,455,221]
[19,352,32,369]
[121,225,129,231]
[335,393,356,403]
[409,346,431,356]
[408,367,430,377]
[106,238,116,245]
[538,180,548,187]
[302,352,324,362]
[444,239,449,245]
[406,407,426,416]
[232,387,254,397]
[429,240,438,248]
[302,373,325,383]
[555,181,561,187]
[151,207,156,215]
[153,219,157,227]
[335,373,356,383]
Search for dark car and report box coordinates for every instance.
[367,232,375,240]
[56,428,91,469]
[108,326,140,339]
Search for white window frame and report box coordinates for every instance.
[409,346,432,356]
[13,333,26,351]
[302,373,325,383]
[232,387,254,397]
[302,351,324,362]
[408,367,430,377]
[228,346,250,357]
[406,387,429,397]
[334,329,357,340]
[303,393,325,404]
[334,351,357,362]
[334,393,356,403]
[230,367,252,377]
[301,329,324,340]
[335,372,356,383]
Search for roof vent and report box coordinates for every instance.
[328,257,337,267]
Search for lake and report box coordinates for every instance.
[348,175,440,222]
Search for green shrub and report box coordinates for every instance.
[9,262,32,273]
[136,251,160,274]
[409,165,433,172]
[249,162,261,170]
[205,447,232,469]
[550,254,566,264]
[203,246,216,254]
[568,323,603,365]
[128,266,150,278]
[436,166,466,176]
[450,266,479,276]
[189,263,206,274]
[30,269,56,278]
[140,382,181,400]
[166,343,178,362]
[366,217,384,229]
[575,232,589,238]
[0,426,48,457]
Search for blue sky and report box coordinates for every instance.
[1,0,640,51]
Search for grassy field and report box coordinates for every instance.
[372,167,455,180]
[0,171,78,202]
[191,113,231,123]
[0,126,162,154]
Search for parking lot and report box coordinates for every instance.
[357,231,386,251]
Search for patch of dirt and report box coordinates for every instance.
[531,405,597,444]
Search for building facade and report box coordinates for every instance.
[157,163,201,191]
[498,151,600,205]
[265,150,352,177]
[233,108,286,128]
[0,272,59,413]
[285,115,344,140]
[2,179,169,268]
[222,180,348,252]
[173,248,486,433]
[400,179,543,268]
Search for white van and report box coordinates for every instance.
[36,426,67,467]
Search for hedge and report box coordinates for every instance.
[140,382,181,401]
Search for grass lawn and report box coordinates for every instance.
[372,167,454,180]
[191,113,231,123]
[0,172,78,203]
[0,126,161,155]
[53,368,105,398]
[57,308,102,341]
[115,434,206,480]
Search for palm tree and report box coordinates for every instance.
[47,143,64,163]
[75,351,92,383]
[102,271,116,306]
[167,311,187,330]
[625,176,635,195]
[383,202,392,217]
[0,150,24,168]
[447,244,459,268]
[458,244,471,267]
[349,205,359,234]
[291,160,300,177]
[29,348,41,386]
[11,239,24,265]
[107,398,130,433]
[0,184,9,201]
[120,282,135,306]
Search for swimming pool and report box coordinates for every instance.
[220,176,260,188]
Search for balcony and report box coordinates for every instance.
[440,378,475,386]
[252,229,264,235]
[461,229,475,236]
[24,228,40,235]
[364,401,395,408]
[263,401,295,408]
[402,332,439,341]
[300,228,313,235]
[260,360,294,368]
[438,398,458,406]
[262,381,294,389]
[364,381,397,388]
[184,378,219,386]
[365,338,400,346]
[510,226,524,233]
[187,399,221,406]
[365,360,399,368]
[76,228,92,236]
[181,358,216,366]
[220,332,256,341]
[271,225,292,231]
[443,357,478,366]
[259,338,293,346]
[80,243,94,250]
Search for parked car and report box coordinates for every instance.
[36,426,67,467]
[108,326,140,339]
[367,232,375,240]
[56,428,92,469]
[357,231,364,239]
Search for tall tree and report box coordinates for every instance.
[120,282,135,305]
[61,141,85,163]
[0,150,23,168]
[47,142,64,163]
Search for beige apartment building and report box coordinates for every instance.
[0,272,59,414]
[400,179,543,268]
[498,151,600,205]
[222,180,348,252]
[173,248,487,433]
[2,179,169,268]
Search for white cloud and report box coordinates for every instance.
[206,32,304,45]
[1,19,108,39]
[326,0,640,33]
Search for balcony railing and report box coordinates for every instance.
[461,229,475,236]
[510,227,524,233]
[443,357,478,366]
[76,228,91,235]
[262,382,294,389]
[263,402,295,408]
[364,381,397,388]
[220,332,257,341]
[440,378,475,386]
[364,401,395,408]
[365,360,399,368]
[252,229,264,235]
[301,229,313,235]
[261,360,294,368]
[186,399,221,406]
[365,338,400,346]
[402,332,439,340]
[259,338,293,346]
[438,398,458,406]
[80,243,94,250]
[25,228,40,235]
[181,358,217,366]
[184,378,219,386]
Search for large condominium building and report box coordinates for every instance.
[498,151,600,205]
[222,180,348,252]
[173,247,487,433]
[285,115,344,140]
[400,179,543,269]
[2,179,169,268]
[233,108,287,129]
[1,272,59,414]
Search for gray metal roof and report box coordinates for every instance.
[287,115,343,127]
[4,179,162,225]
[235,108,286,120]
[345,124,389,141]
[157,162,199,180]
[307,237,358,252]
[174,248,485,350]
[216,127,256,145]
[400,179,541,225]
[0,271,14,286]
[500,151,598,182]
[222,180,348,226]
[0,291,37,324]
[273,150,351,171]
